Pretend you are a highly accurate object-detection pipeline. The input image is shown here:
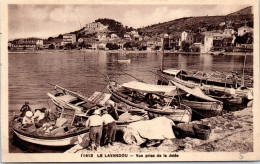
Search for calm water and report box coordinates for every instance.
[8,50,253,152]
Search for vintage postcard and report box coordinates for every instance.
[1,0,259,162]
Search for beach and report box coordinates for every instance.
[66,104,253,153]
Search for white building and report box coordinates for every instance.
[202,34,213,53]
[181,31,188,41]
[111,33,118,39]
[62,34,76,46]
[238,25,253,36]
[36,40,43,48]
[223,29,235,35]
[85,22,108,31]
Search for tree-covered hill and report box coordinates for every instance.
[137,6,253,36]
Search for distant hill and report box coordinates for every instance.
[227,6,252,16]
[137,6,253,37]
[95,18,134,37]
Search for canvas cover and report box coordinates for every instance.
[58,94,77,103]
[123,117,175,145]
[87,91,112,106]
[162,69,182,76]
[171,81,220,102]
[121,81,176,94]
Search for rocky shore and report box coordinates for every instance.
[65,107,253,153]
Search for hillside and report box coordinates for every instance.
[138,6,253,36]
[227,6,252,16]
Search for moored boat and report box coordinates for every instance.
[113,59,131,63]
[171,81,223,118]
[107,80,192,123]
[156,69,253,101]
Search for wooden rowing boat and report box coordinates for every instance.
[47,85,111,116]
[12,126,87,147]
[107,81,192,123]
[157,69,253,101]
[113,59,131,63]
[172,81,223,118]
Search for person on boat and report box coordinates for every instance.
[20,101,32,117]
[85,109,103,151]
[102,109,117,147]
[231,74,238,89]
[33,108,50,128]
[144,93,154,107]
[104,100,119,120]
[22,111,34,128]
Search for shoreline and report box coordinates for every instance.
[65,106,253,153]
[8,49,253,56]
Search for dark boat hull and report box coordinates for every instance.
[107,82,192,123]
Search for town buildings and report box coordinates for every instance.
[8,23,253,53]
[9,38,43,50]
[85,22,108,31]
[61,34,76,46]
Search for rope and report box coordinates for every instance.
[100,81,109,92]
[46,97,51,109]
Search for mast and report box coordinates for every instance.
[241,53,247,87]
[161,37,164,71]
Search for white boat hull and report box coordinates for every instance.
[13,130,86,147]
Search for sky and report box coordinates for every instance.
[8,4,249,40]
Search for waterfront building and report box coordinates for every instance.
[202,34,213,53]
[52,38,63,48]
[194,33,205,44]
[62,34,76,46]
[9,38,43,50]
[181,31,188,41]
[212,33,233,47]
[186,33,195,45]
[97,42,107,50]
[170,32,181,50]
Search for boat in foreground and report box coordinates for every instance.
[107,80,192,123]
[12,123,87,147]
[47,85,112,116]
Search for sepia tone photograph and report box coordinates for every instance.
[1,0,259,162]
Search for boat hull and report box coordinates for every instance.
[47,93,83,114]
[158,72,253,100]
[107,83,192,123]
[12,128,87,147]
[181,100,223,118]
[147,108,192,123]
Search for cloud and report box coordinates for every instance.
[49,6,77,23]
[8,4,250,40]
